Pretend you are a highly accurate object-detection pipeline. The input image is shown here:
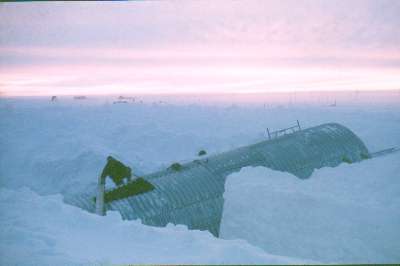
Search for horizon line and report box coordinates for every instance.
[2,89,400,98]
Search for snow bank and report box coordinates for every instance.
[220,153,400,263]
[0,187,306,266]
[0,101,270,196]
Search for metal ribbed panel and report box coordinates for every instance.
[70,123,369,236]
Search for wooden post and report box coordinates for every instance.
[95,175,106,216]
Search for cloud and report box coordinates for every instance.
[1,0,400,50]
[0,0,399,96]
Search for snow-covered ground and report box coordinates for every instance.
[0,187,305,266]
[0,96,399,265]
[220,154,400,263]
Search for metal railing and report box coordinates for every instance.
[266,120,301,140]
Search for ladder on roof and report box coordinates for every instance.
[266,120,301,140]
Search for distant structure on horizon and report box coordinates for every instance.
[118,95,136,102]
[113,100,128,104]
[73,96,87,100]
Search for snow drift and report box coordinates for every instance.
[0,187,306,266]
[220,153,400,263]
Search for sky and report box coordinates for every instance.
[0,0,400,96]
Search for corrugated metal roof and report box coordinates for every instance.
[67,123,369,236]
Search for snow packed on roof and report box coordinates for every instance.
[67,123,369,237]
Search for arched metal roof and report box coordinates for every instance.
[68,123,369,236]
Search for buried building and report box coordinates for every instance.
[67,123,370,237]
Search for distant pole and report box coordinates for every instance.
[267,127,271,140]
[297,120,301,131]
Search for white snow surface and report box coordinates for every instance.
[0,187,305,266]
[0,97,399,265]
[220,154,400,263]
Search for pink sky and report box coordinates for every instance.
[1,1,400,96]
